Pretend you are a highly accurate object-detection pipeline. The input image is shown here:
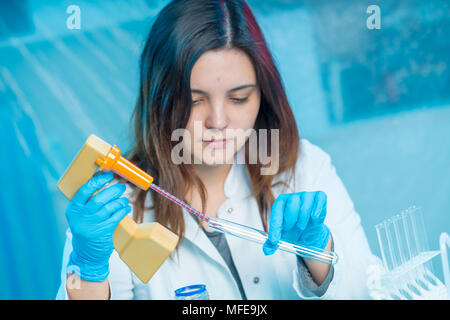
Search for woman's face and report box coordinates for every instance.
[184,48,261,166]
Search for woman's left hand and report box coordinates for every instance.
[263,191,330,255]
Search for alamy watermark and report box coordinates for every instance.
[366,5,381,30]
[66,5,81,30]
[171,121,280,175]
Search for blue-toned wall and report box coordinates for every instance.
[0,0,448,299]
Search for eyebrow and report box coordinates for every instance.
[191,84,257,95]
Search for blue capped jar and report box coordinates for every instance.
[174,284,209,300]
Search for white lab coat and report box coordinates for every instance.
[56,138,381,300]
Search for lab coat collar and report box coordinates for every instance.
[182,208,230,270]
[224,148,252,200]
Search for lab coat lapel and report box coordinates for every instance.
[224,152,252,200]
[181,207,230,271]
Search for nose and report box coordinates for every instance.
[204,101,228,131]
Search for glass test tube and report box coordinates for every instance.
[401,208,417,260]
[392,214,409,265]
[207,217,338,265]
[410,206,429,254]
[375,220,391,271]
[408,206,435,278]
[376,218,399,271]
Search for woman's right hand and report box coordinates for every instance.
[66,171,131,282]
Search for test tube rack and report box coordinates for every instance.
[368,206,449,300]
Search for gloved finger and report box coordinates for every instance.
[296,192,315,232]
[263,194,287,255]
[72,171,114,206]
[85,183,127,213]
[96,197,129,221]
[283,193,301,232]
[102,204,132,230]
[311,191,327,225]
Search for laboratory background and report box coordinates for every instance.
[0,0,449,300]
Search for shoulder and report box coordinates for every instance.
[297,138,331,168]
[273,138,333,193]
[294,138,333,185]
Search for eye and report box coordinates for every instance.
[192,99,203,105]
[230,97,249,104]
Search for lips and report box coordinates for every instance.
[202,139,230,148]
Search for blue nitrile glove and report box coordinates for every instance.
[263,191,330,256]
[66,171,131,282]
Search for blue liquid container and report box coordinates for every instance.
[174,284,209,300]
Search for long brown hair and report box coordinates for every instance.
[124,0,299,247]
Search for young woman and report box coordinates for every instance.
[57,0,380,300]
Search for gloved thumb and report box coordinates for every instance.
[263,195,286,256]
[262,239,279,255]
